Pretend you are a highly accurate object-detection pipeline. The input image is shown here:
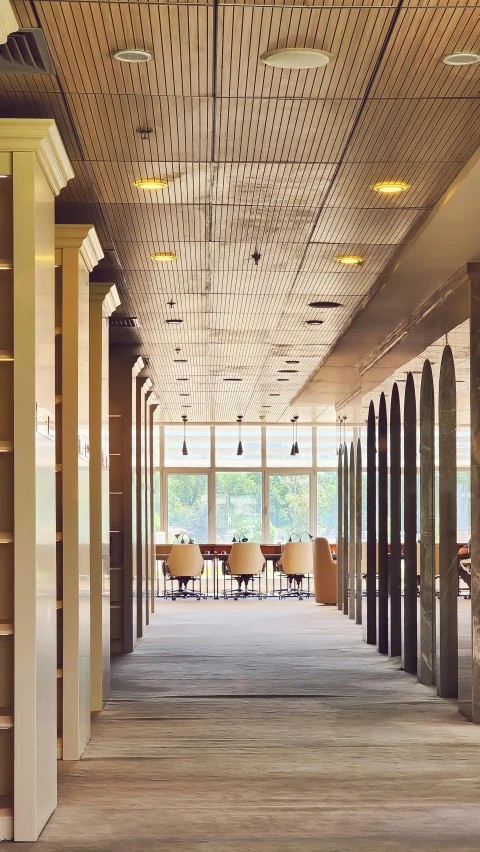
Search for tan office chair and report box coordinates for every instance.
[165,544,205,600]
[224,542,266,599]
[277,541,314,600]
[313,537,337,605]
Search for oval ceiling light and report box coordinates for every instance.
[305,319,324,325]
[151,252,176,262]
[442,52,480,66]
[113,48,153,63]
[308,301,342,309]
[336,255,364,265]
[373,181,409,194]
[166,318,183,324]
[134,178,168,190]
[260,47,333,70]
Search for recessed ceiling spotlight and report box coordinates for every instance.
[177,378,189,381]
[260,47,333,70]
[224,377,242,382]
[134,177,167,190]
[262,405,272,408]
[285,360,299,364]
[179,393,190,397]
[270,393,281,396]
[308,301,342,309]
[277,378,289,382]
[181,405,192,408]
[174,359,187,362]
[279,369,298,373]
[0,260,12,270]
[373,181,409,194]
[336,255,364,265]
[442,52,480,66]
[113,48,153,63]
[166,319,183,324]
[151,252,176,262]
[305,319,324,325]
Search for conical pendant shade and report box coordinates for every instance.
[290,443,296,455]
[182,440,188,456]
[237,440,243,456]
[294,441,299,454]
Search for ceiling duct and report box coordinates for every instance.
[0,29,55,74]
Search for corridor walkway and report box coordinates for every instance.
[23,602,480,849]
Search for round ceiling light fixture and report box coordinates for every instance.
[260,47,333,70]
[442,52,480,66]
[373,181,409,194]
[151,252,176,262]
[305,319,324,325]
[336,255,364,265]
[113,48,153,63]
[134,178,168,190]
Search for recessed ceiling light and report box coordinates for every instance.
[277,378,289,382]
[174,359,187,362]
[177,378,189,381]
[260,47,333,70]
[262,405,272,408]
[181,405,192,408]
[113,48,153,63]
[305,320,324,325]
[224,377,242,382]
[279,369,298,373]
[166,319,183,324]
[373,181,409,194]
[442,52,480,66]
[0,260,12,270]
[308,301,342,309]
[179,393,190,397]
[134,178,168,190]
[336,255,364,265]
[0,174,8,179]
[151,252,176,262]
[270,393,281,396]
[285,360,299,364]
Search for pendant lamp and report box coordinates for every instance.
[181,414,188,455]
[293,415,299,454]
[290,418,296,455]
[237,415,244,456]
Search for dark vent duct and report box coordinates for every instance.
[109,317,139,329]
[0,29,55,75]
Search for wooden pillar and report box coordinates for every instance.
[135,376,151,638]
[55,225,103,761]
[438,344,458,699]
[378,392,388,654]
[109,351,144,654]
[144,390,152,625]
[419,359,436,686]
[0,119,73,841]
[89,283,120,711]
[337,445,343,611]
[365,401,376,645]
[343,444,349,616]
[356,438,362,626]
[148,400,159,615]
[467,262,480,721]
[389,384,401,658]
[403,372,418,674]
[349,442,356,621]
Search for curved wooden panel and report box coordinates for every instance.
[390,384,401,658]
[378,392,388,655]
[356,438,362,627]
[420,359,436,686]
[343,444,349,617]
[337,444,343,612]
[349,442,356,621]
[403,372,417,674]
[366,401,376,645]
[438,345,458,698]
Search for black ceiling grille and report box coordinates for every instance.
[0,29,56,75]
[109,317,139,329]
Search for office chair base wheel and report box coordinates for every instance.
[197,595,201,600]
[298,596,304,601]
[234,594,239,600]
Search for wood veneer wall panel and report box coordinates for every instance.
[378,392,388,655]
[349,441,355,622]
[365,401,376,645]
[342,443,348,617]
[419,359,436,686]
[389,383,401,659]
[403,373,417,674]
[337,445,343,612]
[355,438,362,627]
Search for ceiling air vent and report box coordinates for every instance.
[109,316,139,329]
[0,29,56,75]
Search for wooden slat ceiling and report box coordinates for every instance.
[2,0,480,423]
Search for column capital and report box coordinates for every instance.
[55,225,103,272]
[0,0,18,44]
[89,283,120,317]
[0,118,74,194]
[140,377,153,395]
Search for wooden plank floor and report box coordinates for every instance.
[14,600,480,850]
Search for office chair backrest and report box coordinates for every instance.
[280,541,313,575]
[228,542,265,575]
[167,544,204,577]
[314,537,335,567]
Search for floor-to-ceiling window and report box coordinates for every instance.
[269,474,310,542]
[216,472,262,542]
[167,473,209,543]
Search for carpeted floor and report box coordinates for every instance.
[14,600,480,850]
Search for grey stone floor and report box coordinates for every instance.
[14,600,480,850]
